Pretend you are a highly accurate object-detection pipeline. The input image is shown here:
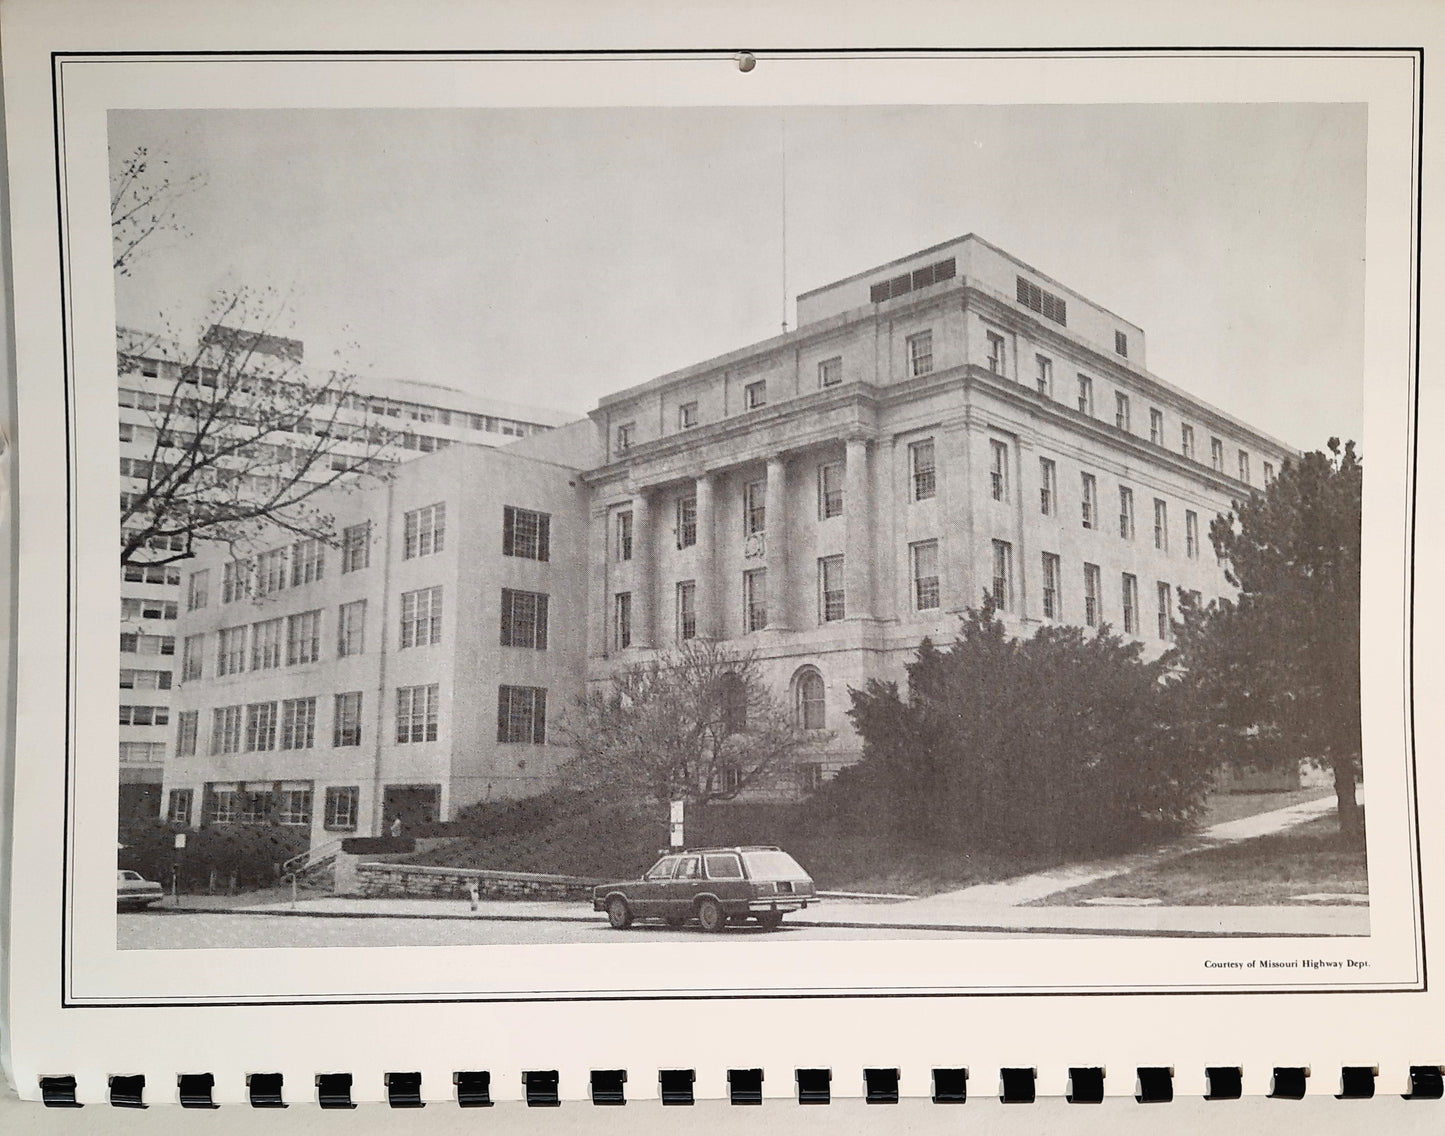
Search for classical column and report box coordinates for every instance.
[844,436,874,619]
[630,487,654,648]
[694,472,718,639]
[588,506,611,658]
[765,455,791,629]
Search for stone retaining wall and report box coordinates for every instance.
[355,862,600,901]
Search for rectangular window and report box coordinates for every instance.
[907,330,934,377]
[912,540,940,611]
[1150,407,1164,446]
[986,330,1006,375]
[1115,392,1131,432]
[167,789,193,826]
[211,706,243,755]
[910,439,936,501]
[1077,374,1094,416]
[497,685,546,744]
[341,521,371,572]
[1016,276,1067,324]
[396,684,440,744]
[1035,354,1053,398]
[991,540,1013,612]
[1181,424,1196,461]
[404,502,446,559]
[290,538,325,586]
[280,697,317,750]
[745,479,767,536]
[1039,457,1057,516]
[614,592,632,650]
[119,741,166,764]
[181,633,204,681]
[324,786,360,830]
[1115,330,1129,357]
[337,599,366,657]
[1186,510,1200,559]
[175,711,198,758]
[244,701,277,752]
[221,558,251,603]
[1211,437,1224,472]
[502,505,550,561]
[400,587,443,648]
[277,787,313,827]
[679,401,699,429]
[286,610,322,665]
[216,626,248,676]
[1238,450,1251,484]
[1264,460,1276,484]
[1041,552,1061,620]
[819,555,845,623]
[744,569,767,632]
[818,461,844,519]
[119,422,135,443]
[616,422,634,451]
[676,580,697,642]
[1122,573,1139,635]
[333,692,363,747]
[208,787,239,824]
[616,510,633,561]
[1081,473,1097,529]
[676,494,697,549]
[1119,486,1135,540]
[744,380,767,410]
[254,546,289,597]
[818,356,842,388]
[1154,498,1169,551]
[119,668,172,691]
[187,569,209,611]
[249,617,283,671]
[989,439,1009,502]
[1157,581,1173,641]
[500,588,549,649]
[1084,563,1102,628]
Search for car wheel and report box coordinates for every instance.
[606,896,633,930]
[696,897,726,933]
[756,911,784,931]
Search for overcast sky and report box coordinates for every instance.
[110,104,1366,450]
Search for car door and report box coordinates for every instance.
[670,854,703,918]
[635,855,679,917]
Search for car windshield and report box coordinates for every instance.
[644,857,678,880]
[119,871,140,881]
[741,850,808,879]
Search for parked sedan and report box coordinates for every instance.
[117,869,165,910]
[593,846,816,933]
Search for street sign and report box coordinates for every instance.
[669,799,685,849]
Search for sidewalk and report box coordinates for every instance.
[179,789,1367,937]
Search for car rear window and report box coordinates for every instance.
[704,853,743,879]
[741,850,808,879]
[645,857,679,880]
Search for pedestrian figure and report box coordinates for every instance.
[389,816,403,838]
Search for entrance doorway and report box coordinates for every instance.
[382,784,442,834]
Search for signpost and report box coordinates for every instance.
[172,832,186,907]
[669,799,685,850]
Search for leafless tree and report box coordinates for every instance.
[111,145,204,276]
[562,640,827,807]
[118,291,397,567]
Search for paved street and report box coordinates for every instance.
[118,911,1014,949]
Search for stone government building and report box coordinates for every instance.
[157,234,1297,848]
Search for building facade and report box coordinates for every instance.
[118,326,576,820]
[155,235,1298,845]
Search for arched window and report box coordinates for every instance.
[793,666,826,730]
[718,672,747,735]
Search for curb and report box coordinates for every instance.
[143,906,1366,938]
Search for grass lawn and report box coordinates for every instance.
[1033,814,1367,907]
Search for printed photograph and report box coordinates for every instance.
[110,102,1368,951]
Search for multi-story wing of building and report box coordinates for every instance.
[118,325,578,820]
[159,235,1298,847]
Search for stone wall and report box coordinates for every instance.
[355,862,600,901]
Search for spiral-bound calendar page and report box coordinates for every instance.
[2,0,1443,1110]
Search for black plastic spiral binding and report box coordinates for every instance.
[454,1070,491,1107]
[1067,1067,1105,1104]
[796,1068,830,1104]
[932,1067,968,1103]
[659,1068,694,1105]
[1270,1067,1308,1099]
[387,1072,424,1108]
[109,1074,146,1109]
[247,1072,285,1108]
[1136,1067,1173,1103]
[590,1069,626,1105]
[178,1073,218,1109]
[523,1069,560,1107]
[1000,1067,1035,1103]
[39,1076,81,1108]
[728,1068,763,1105]
[316,1072,355,1109]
